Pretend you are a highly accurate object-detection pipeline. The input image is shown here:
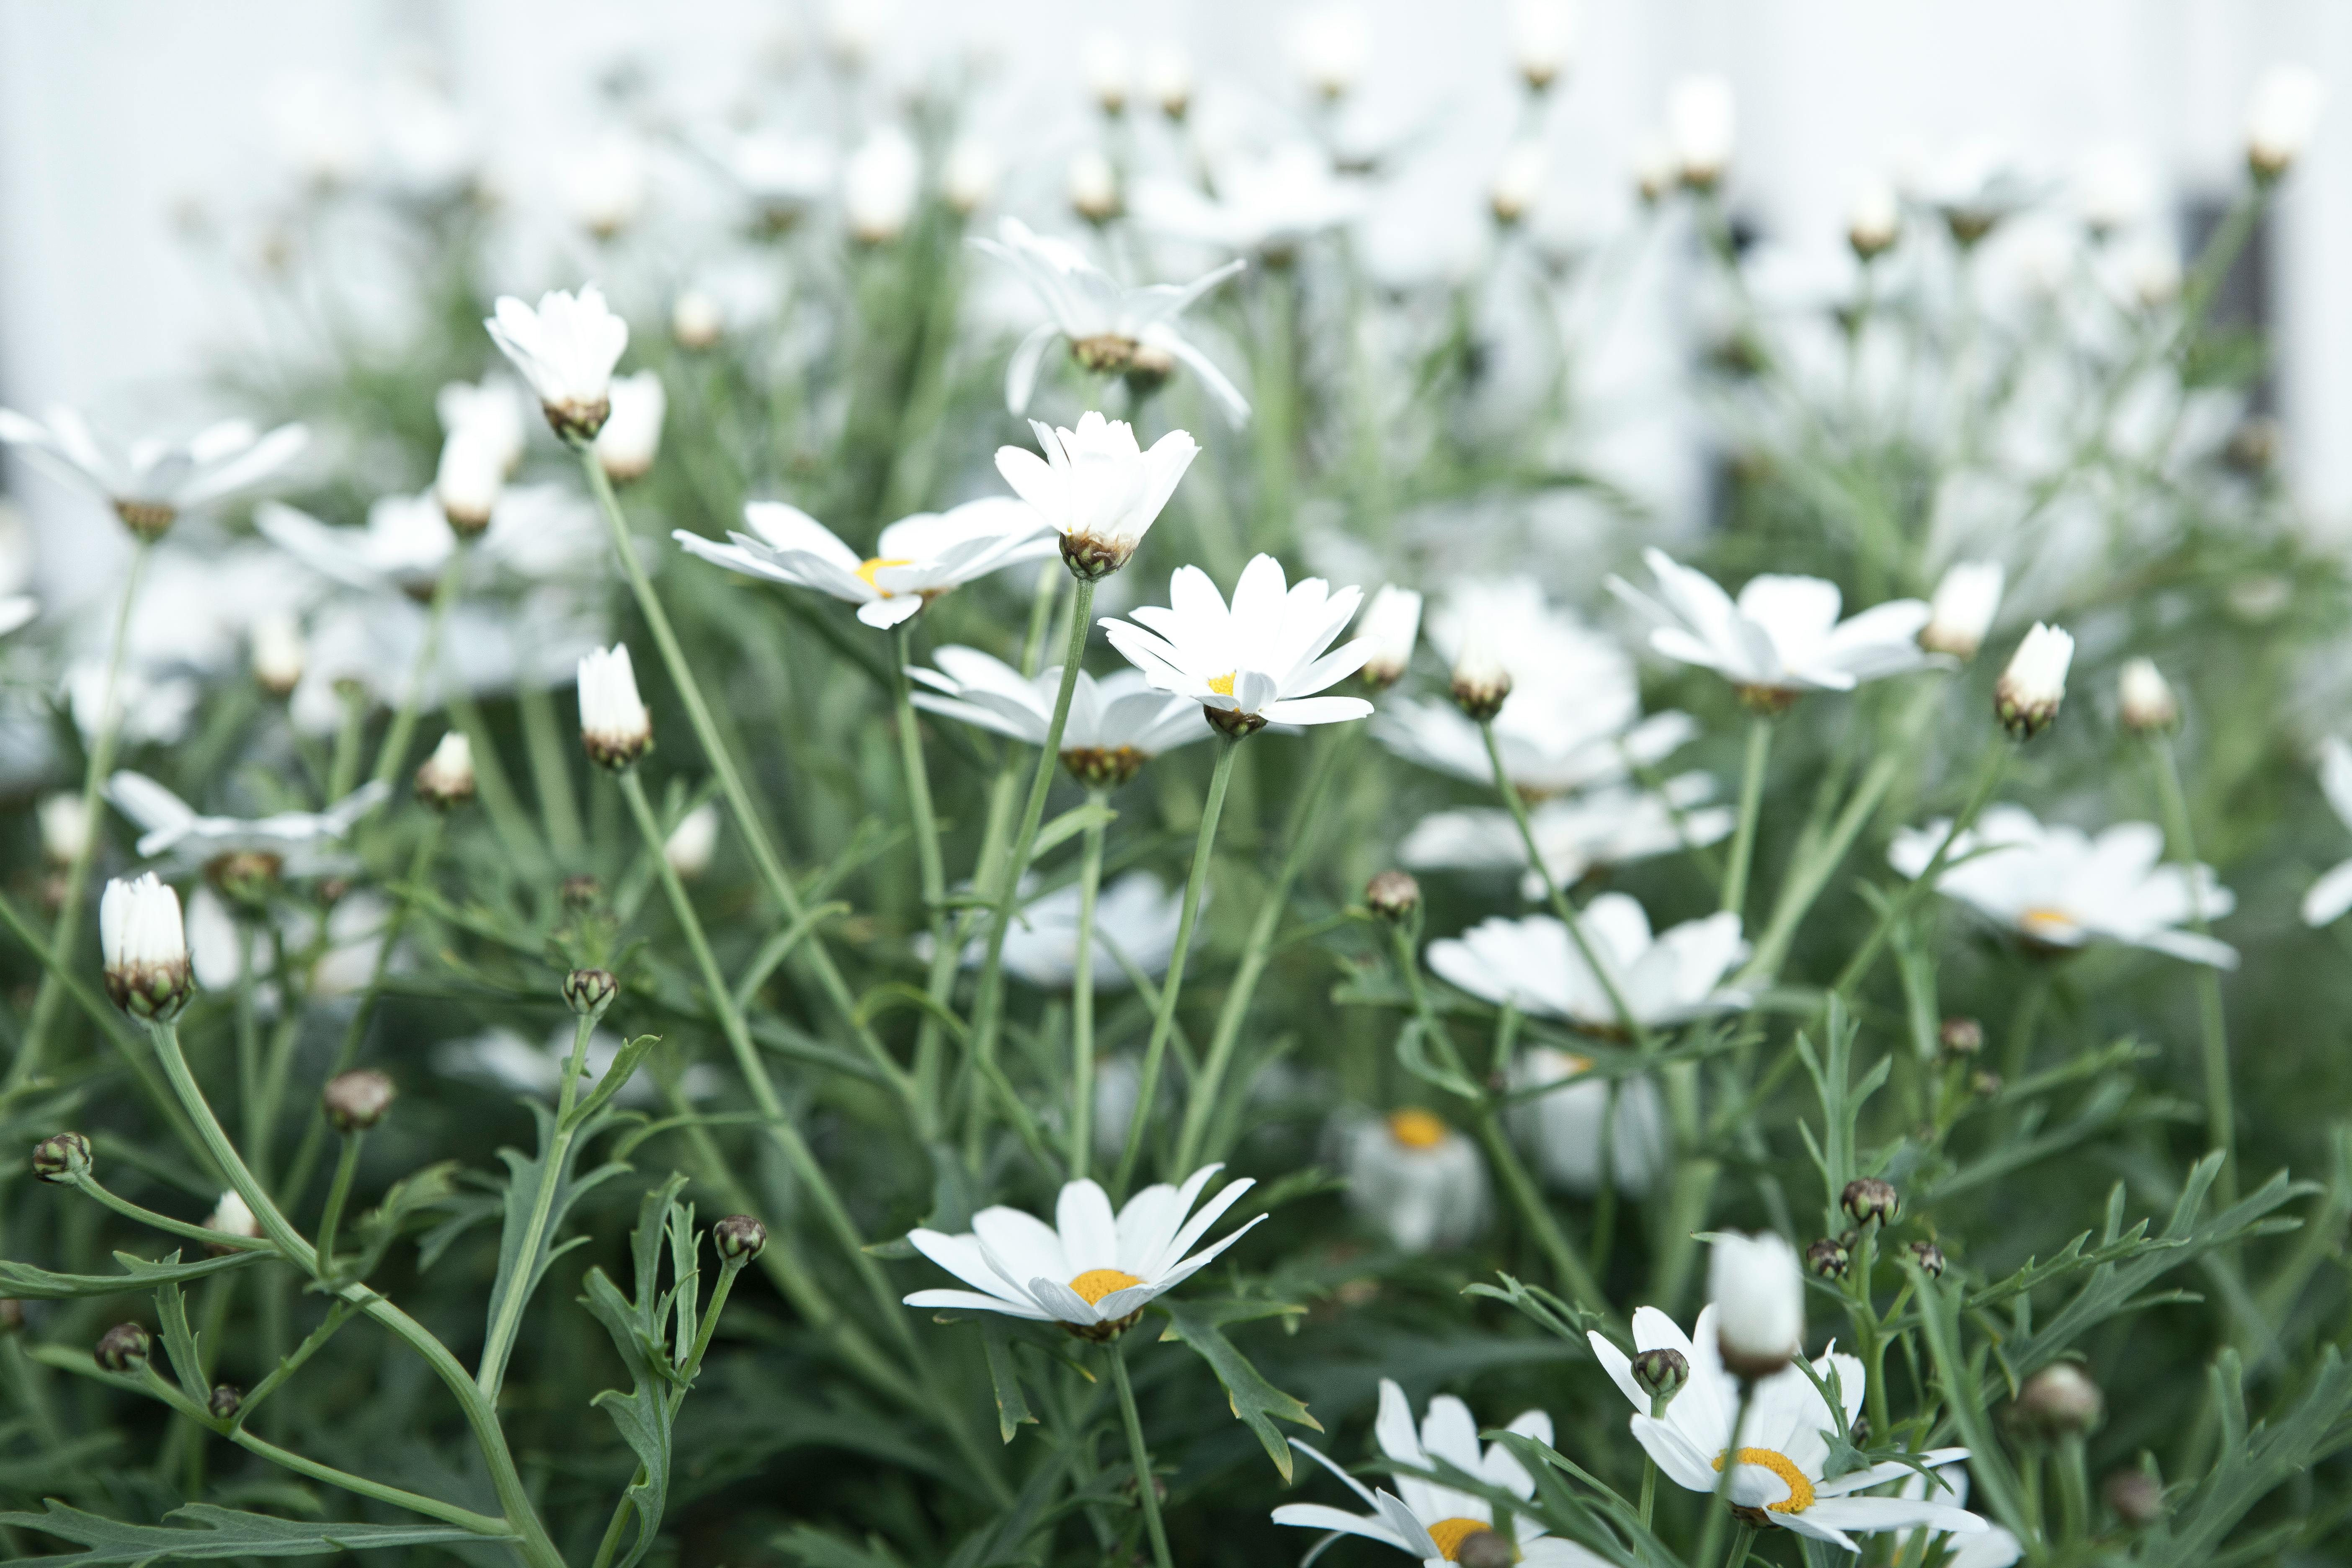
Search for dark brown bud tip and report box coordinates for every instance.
[714,1214,768,1261]
[96,1321,151,1373]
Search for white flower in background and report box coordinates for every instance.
[823,0,893,67]
[205,1189,261,1243]
[1489,140,1548,224]
[941,137,1000,214]
[844,126,921,243]
[1589,1305,1983,1550]
[0,594,34,637]
[1140,42,1193,117]
[1993,623,2074,738]
[2118,657,2177,732]
[435,1024,719,1106]
[1133,144,1367,257]
[272,72,369,188]
[1080,33,1131,114]
[2301,739,2352,926]
[675,496,1052,629]
[250,610,305,696]
[0,408,307,537]
[1510,0,1581,91]
[578,643,652,767]
[1848,179,1901,258]
[435,377,527,475]
[100,872,193,1020]
[1068,148,1122,223]
[1447,629,1512,720]
[376,70,477,196]
[1428,900,1749,1033]
[1092,1053,1144,1164]
[106,772,388,881]
[38,793,93,866]
[672,289,725,350]
[710,129,836,230]
[1289,3,1371,99]
[1890,803,2236,967]
[1101,554,1374,736]
[1401,777,1732,896]
[434,428,505,534]
[910,645,1209,786]
[2247,64,2325,177]
[1919,139,2037,243]
[414,730,475,810]
[995,413,1202,579]
[1509,1050,1669,1198]
[939,870,1188,990]
[2076,144,2152,236]
[1919,560,2004,660]
[1710,1233,1805,1377]
[1632,134,1677,203]
[1356,585,1423,690]
[485,286,630,440]
[972,218,1249,424]
[259,495,454,599]
[595,371,666,484]
[1892,1470,2023,1568]
[1609,549,1933,705]
[664,802,720,879]
[1666,74,1735,188]
[64,659,200,746]
[903,1163,1265,1336]
[1275,1379,1601,1567]
[560,133,650,238]
[1341,1109,1488,1254]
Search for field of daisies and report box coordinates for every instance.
[0,8,2347,1568]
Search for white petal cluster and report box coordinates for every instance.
[676,496,1052,629]
[1341,1109,1489,1254]
[943,871,1189,991]
[1920,561,2004,660]
[0,408,307,536]
[844,126,922,244]
[2118,657,2177,732]
[910,645,1209,784]
[1994,623,2074,738]
[1356,586,1423,690]
[1507,1050,1669,1198]
[1132,144,1366,257]
[38,793,93,866]
[995,413,1200,578]
[1401,777,1732,896]
[1666,74,1736,188]
[2247,64,2324,176]
[577,643,652,767]
[206,1189,263,1243]
[1710,1232,1805,1377]
[1100,554,1375,735]
[1426,897,1749,1032]
[594,371,667,484]
[106,771,387,879]
[664,802,721,880]
[101,872,193,1019]
[1610,549,1932,702]
[1510,0,1581,91]
[414,730,476,807]
[485,287,630,439]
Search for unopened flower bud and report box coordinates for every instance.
[1141,43,1193,119]
[595,371,666,485]
[1971,1069,2003,1098]
[1632,136,1675,205]
[324,1069,395,1132]
[1939,1016,1983,1058]
[673,289,724,351]
[664,802,720,880]
[2118,658,2177,733]
[37,794,92,868]
[2246,65,2324,180]
[434,430,504,536]
[942,138,1000,216]
[843,127,920,245]
[1365,869,1421,922]
[1906,1240,1946,1277]
[1632,1346,1689,1405]
[96,1322,151,1373]
[578,645,652,768]
[565,967,619,1016]
[1449,634,1512,722]
[1709,1232,1803,1380]
[1490,141,1547,226]
[205,1190,262,1252]
[1805,1237,1850,1278]
[1068,150,1121,224]
[1848,181,1900,260]
[101,874,194,1021]
[561,874,605,910]
[1289,4,1369,101]
[2104,1469,2163,1529]
[1841,1177,1900,1227]
[1081,33,1130,115]
[32,1131,91,1184]
[250,611,306,696]
[414,731,476,810]
[1510,0,1578,93]
[1455,1529,1515,1568]
[2017,1361,2104,1437]
[714,1213,768,1261]
[1919,561,2004,660]
[1666,74,1735,190]
[1357,585,1422,691]
[1995,623,2073,739]
[209,1382,244,1421]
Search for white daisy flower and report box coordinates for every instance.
[0,596,34,638]
[560,133,650,238]
[100,872,192,1019]
[910,645,1210,787]
[903,1163,1265,1338]
[1507,1049,1669,1199]
[994,412,1200,580]
[1426,898,1751,1034]
[2301,739,2352,926]
[1399,776,1732,896]
[1608,549,1934,706]
[1341,1109,1488,1253]
[972,218,1248,424]
[1357,585,1423,690]
[1893,1467,2024,1568]
[106,771,389,882]
[1667,74,1736,187]
[1099,554,1375,737]
[1919,562,2004,660]
[843,126,921,244]
[673,497,1052,629]
[258,495,455,600]
[578,643,652,768]
[1994,624,2073,739]
[1132,144,1367,258]
[1274,1378,1605,1567]
[2246,65,2325,177]
[0,408,307,538]
[1588,1305,1986,1551]
[485,286,630,440]
[64,659,200,746]
[707,128,836,230]
[663,801,720,880]
[945,870,1188,990]
[1889,803,2236,968]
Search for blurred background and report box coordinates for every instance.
[0,0,2345,603]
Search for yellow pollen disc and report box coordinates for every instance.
[857,556,914,592]
[2017,906,2078,938]
[1558,1052,1593,1075]
[1067,1268,1145,1305]
[1710,1447,1815,1513]
[1426,1519,1503,1562]
[1387,1108,1449,1150]
[1207,671,1238,696]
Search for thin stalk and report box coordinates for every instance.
[1107,1342,1175,1568]
[315,1133,364,1269]
[12,538,152,1085]
[1720,715,1774,917]
[1253,266,1297,554]
[1830,739,2012,998]
[475,1010,596,1400]
[369,547,465,789]
[890,619,952,1020]
[1694,1381,1756,1568]
[326,686,367,803]
[2148,732,2234,1203]
[1069,793,1109,1181]
[66,1174,272,1253]
[590,1253,750,1568]
[1113,735,1240,1197]
[517,682,585,858]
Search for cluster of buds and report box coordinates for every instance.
[324,1069,396,1133]
[578,644,653,769]
[1996,623,2075,740]
[414,731,477,810]
[100,874,193,1023]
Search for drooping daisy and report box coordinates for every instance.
[673,497,1052,629]
[903,1164,1264,1338]
[1889,803,2236,967]
[1399,777,1732,896]
[2301,738,2352,926]
[972,217,1248,424]
[1426,899,1750,1034]
[1607,549,1934,707]
[0,407,307,538]
[994,413,1200,580]
[1274,1378,1605,1566]
[910,645,1209,786]
[1507,1050,1669,1199]
[1099,554,1374,736]
[1340,1109,1488,1253]
[106,772,389,884]
[1589,1305,1986,1552]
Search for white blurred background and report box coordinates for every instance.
[1,0,2347,596]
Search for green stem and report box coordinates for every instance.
[1252,266,1296,555]
[1107,1341,1175,1568]
[315,1133,364,1270]
[1113,735,1240,1197]
[2148,732,2234,1204]
[591,1254,749,1568]
[1720,715,1774,917]
[12,538,152,1087]
[1694,1381,1756,1568]
[475,1009,595,1400]
[890,619,952,1011]
[369,546,465,789]
[1830,739,2012,999]
[518,681,585,859]
[1069,794,1109,1181]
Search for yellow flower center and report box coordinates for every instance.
[1710,1447,1816,1513]
[857,556,914,593]
[2017,906,2079,939]
[1387,1108,1449,1150]
[1556,1051,1593,1075]
[1207,671,1238,696]
[1426,1519,1506,1561]
[1068,1268,1145,1305]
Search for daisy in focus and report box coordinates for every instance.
[1340,1108,1489,1254]
[1099,554,1373,736]
[1426,898,1750,1034]
[674,497,1052,629]
[2303,738,2352,926]
[485,286,630,440]
[972,217,1249,423]
[1889,803,2236,967]
[994,413,1200,580]
[909,645,1210,787]
[903,1164,1264,1339]
[1274,1378,1604,1566]
[0,407,307,538]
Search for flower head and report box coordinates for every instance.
[1101,554,1374,736]
[664,802,720,879]
[939,870,1189,990]
[485,287,630,440]
[1508,1051,1668,1198]
[1448,631,1512,722]
[1132,144,1366,258]
[2247,65,2324,178]
[414,731,476,810]
[436,377,529,475]
[1710,1233,1805,1377]
[1342,1109,1489,1253]
[1288,4,1370,100]
[1667,74,1736,188]
[38,794,93,867]
[1995,624,2073,738]
[844,126,921,244]
[0,408,306,538]
[675,496,1051,629]
[205,1189,262,1244]
[1357,586,1423,690]
[942,137,999,214]
[1400,778,1732,896]
[995,412,1199,579]
[106,771,388,883]
[1847,180,1901,259]
[1511,0,1581,91]
[595,371,666,484]
[1920,561,2004,660]
[2117,657,2177,733]
[578,643,652,768]
[903,1163,1264,1338]
[101,873,193,1021]
[910,645,1209,787]
[1427,899,1749,1034]
[434,429,505,535]
[1609,549,1932,706]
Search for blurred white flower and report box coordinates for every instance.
[1428,898,1749,1032]
[1890,802,2236,967]
[672,289,725,349]
[710,129,836,229]
[259,495,454,599]
[1848,179,1901,258]
[1080,33,1130,113]
[2247,64,2325,176]
[995,412,1201,578]
[2302,739,2352,926]
[375,70,477,195]
[0,595,34,638]
[64,658,199,746]
[1400,777,1731,895]
[676,496,1052,629]
[271,72,369,188]
[910,645,1209,782]
[1133,144,1366,257]
[578,643,652,766]
[664,801,720,879]
[936,870,1188,990]
[1666,75,1735,188]
[434,429,505,535]
[1509,1049,1668,1198]
[560,134,650,238]
[1140,42,1193,117]
[250,610,305,696]
[436,1023,718,1106]
[2117,657,2177,732]
[595,371,666,484]
[1341,1109,1488,1253]
[485,287,629,440]
[1101,554,1374,735]
[1919,560,2004,660]
[106,771,387,880]
[1510,0,1581,91]
[415,730,476,809]
[1289,3,1371,99]
[1609,548,1933,703]
[844,126,921,243]
[1709,1232,1805,1377]
[941,137,1000,215]
[435,377,528,475]
[1994,622,2073,738]
[1920,139,2037,243]
[1489,140,1548,225]
[2076,144,2152,236]
[38,793,93,866]
[206,1190,261,1243]
[0,409,307,537]
[1067,148,1122,223]
[823,0,894,69]
[1355,585,1422,689]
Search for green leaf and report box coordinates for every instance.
[1910,1267,2031,1541]
[568,1034,663,1129]
[0,1500,505,1563]
[479,1102,633,1371]
[2135,1347,2352,1565]
[153,1282,208,1406]
[1029,799,1116,859]
[977,1319,1036,1444]
[0,1250,262,1301]
[577,1173,694,1568]
[1156,1297,1320,1479]
[1392,1018,1483,1103]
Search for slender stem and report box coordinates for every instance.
[1069,794,1109,1181]
[591,1254,750,1568]
[890,619,951,998]
[2054,1434,2092,1547]
[66,1173,271,1252]
[517,681,585,859]
[2149,732,2234,1203]
[1830,739,2012,998]
[1723,1523,1758,1568]
[1114,735,1240,1197]
[1695,1381,1756,1568]
[369,546,465,789]
[1720,716,1774,917]
[12,538,152,1085]
[475,1010,595,1401]
[1107,1341,1175,1568]
[315,1133,364,1270]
